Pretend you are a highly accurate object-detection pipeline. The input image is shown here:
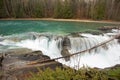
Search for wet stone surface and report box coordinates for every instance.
[0,48,63,80]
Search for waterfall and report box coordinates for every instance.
[0,31,120,69]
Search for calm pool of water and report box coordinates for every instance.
[0,20,119,35]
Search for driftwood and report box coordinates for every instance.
[28,34,120,65]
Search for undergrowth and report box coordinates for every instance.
[26,67,120,80]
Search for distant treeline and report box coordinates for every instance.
[0,0,120,21]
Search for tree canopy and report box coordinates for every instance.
[0,0,120,21]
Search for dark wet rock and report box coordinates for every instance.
[98,26,120,33]
[62,37,71,48]
[0,50,63,80]
[32,34,36,40]
[61,37,71,61]
[0,55,4,67]
[116,35,120,43]
[69,32,81,37]
[84,30,103,35]
[18,51,49,61]
[99,26,120,30]
[61,47,71,61]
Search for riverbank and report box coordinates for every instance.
[0,18,120,24]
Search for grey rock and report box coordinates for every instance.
[84,30,103,35]
[62,37,71,49]
[69,32,81,37]
[0,49,63,80]
[2,48,32,55]
[61,47,71,61]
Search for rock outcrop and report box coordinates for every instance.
[61,47,70,61]
[98,26,120,33]
[61,37,71,61]
[0,48,63,80]
[69,32,81,37]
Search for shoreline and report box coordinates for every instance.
[0,18,120,24]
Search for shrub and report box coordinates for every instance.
[27,67,111,80]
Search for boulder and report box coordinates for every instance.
[61,47,71,61]
[0,50,63,80]
[62,37,71,49]
[61,37,71,61]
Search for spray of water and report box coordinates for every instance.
[0,31,120,69]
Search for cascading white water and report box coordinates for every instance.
[0,31,120,69]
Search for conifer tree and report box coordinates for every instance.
[62,0,74,19]
[34,0,44,18]
[0,0,7,18]
[54,0,63,18]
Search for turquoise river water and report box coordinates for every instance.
[0,20,120,69]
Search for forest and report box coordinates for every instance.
[0,0,120,21]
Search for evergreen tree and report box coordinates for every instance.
[0,0,120,21]
[15,2,24,18]
[91,0,106,20]
[34,1,44,18]
[0,0,3,17]
[62,0,74,19]
[54,0,63,18]
[0,0,6,18]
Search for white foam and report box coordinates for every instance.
[0,32,120,69]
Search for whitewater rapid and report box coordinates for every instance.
[0,31,120,69]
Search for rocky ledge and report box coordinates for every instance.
[98,26,120,33]
[0,48,63,80]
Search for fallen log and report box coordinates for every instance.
[27,33,120,65]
